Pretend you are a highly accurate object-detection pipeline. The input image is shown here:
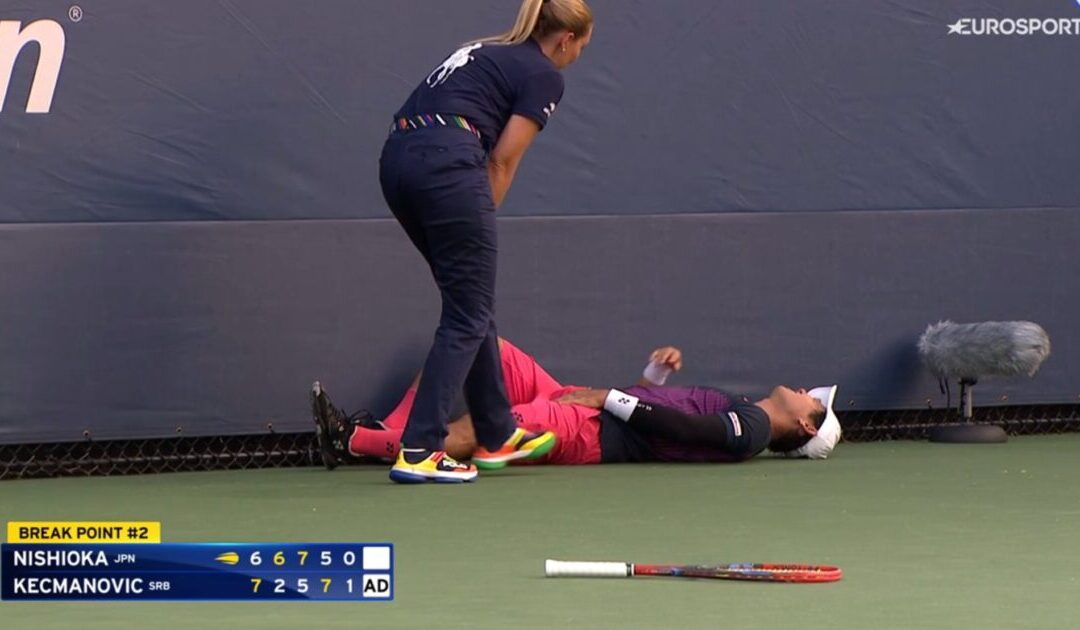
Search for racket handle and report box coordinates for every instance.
[545,559,632,578]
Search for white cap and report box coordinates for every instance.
[780,385,841,459]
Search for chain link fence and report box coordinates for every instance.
[0,433,319,480]
[838,404,1080,442]
[2,405,1079,480]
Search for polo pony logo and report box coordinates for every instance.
[426,43,482,88]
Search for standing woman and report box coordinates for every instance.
[380,0,594,484]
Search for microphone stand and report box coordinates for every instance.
[928,377,1008,444]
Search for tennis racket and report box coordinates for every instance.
[545,559,842,583]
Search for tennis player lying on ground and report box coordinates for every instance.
[311,339,841,470]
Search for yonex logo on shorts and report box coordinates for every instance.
[727,412,743,437]
[0,19,66,113]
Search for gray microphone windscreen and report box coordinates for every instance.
[918,321,1051,380]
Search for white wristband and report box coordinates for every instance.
[642,361,672,385]
[603,389,639,422]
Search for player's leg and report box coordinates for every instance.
[464,324,557,470]
[376,337,556,433]
[380,373,420,430]
[352,412,476,461]
[496,396,602,466]
[498,338,565,404]
[310,381,383,470]
[361,387,570,470]
[444,415,479,460]
[336,395,597,466]
[353,361,569,469]
[345,336,557,462]
[474,393,603,468]
[354,410,495,462]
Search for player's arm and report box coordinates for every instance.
[555,387,744,453]
[604,394,735,449]
[488,115,540,208]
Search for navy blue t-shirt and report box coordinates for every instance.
[395,39,565,151]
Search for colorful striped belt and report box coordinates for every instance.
[391,114,481,140]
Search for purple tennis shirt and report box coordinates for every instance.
[599,385,772,463]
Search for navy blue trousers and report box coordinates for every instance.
[379,126,515,451]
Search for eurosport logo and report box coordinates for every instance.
[949,1,1080,36]
[947,17,1080,36]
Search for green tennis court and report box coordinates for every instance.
[2,436,1078,630]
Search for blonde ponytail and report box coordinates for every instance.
[471,0,593,46]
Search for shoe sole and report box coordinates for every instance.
[388,468,477,484]
[311,382,341,471]
[473,434,557,470]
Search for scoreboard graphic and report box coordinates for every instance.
[1,523,394,602]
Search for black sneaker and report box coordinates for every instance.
[310,381,378,470]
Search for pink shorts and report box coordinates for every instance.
[499,339,602,465]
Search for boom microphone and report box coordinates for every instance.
[918,320,1051,381]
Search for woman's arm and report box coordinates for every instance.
[487,114,541,207]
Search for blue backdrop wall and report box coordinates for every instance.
[1,0,1077,442]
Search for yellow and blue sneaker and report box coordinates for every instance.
[389,449,478,484]
[472,428,556,470]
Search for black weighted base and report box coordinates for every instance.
[929,424,1008,444]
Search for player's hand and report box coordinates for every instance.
[554,388,609,409]
[648,346,683,372]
